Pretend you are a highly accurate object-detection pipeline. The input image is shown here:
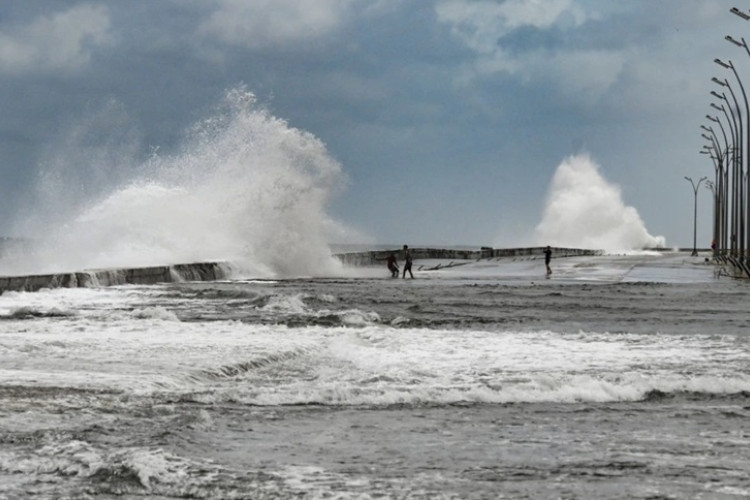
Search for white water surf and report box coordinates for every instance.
[3,87,345,278]
[536,153,666,251]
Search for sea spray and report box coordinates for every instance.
[2,87,346,277]
[535,153,665,251]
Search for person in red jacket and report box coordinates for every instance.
[386,253,399,277]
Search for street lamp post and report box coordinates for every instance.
[705,179,719,257]
[725,34,750,263]
[705,117,730,250]
[702,139,723,257]
[710,84,741,258]
[701,126,725,256]
[712,75,744,258]
[716,55,750,262]
[685,176,708,256]
[708,105,735,255]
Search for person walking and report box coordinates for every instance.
[402,244,414,279]
[386,252,399,277]
[544,246,552,275]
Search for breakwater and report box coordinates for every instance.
[0,247,601,293]
[333,246,601,267]
[0,262,229,293]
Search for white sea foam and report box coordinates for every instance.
[3,86,347,278]
[338,310,381,326]
[535,153,666,251]
[0,440,221,496]
[255,291,381,325]
[2,295,747,405]
[260,293,309,314]
[130,307,180,322]
[1,284,747,405]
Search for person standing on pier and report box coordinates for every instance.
[402,245,414,279]
[386,252,399,277]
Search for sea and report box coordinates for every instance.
[1,251,749,499]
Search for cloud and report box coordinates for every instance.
[199,0,355,48]
[436,0,587,55]
[435,0,628,100]
[0,3,111,75]
[530,48,626,102]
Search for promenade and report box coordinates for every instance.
[0,247,724,293]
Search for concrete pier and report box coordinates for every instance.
[0,246,602,294]
[0,262,229,293]
[333,246,602,267]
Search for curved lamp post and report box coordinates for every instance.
[705,178,719,256]
[685,176,708,256]
[710,81,742,257]
[702,127,723,249]
[725,35,750,262]
[702,123,728,254]
[700,148,719,256]
[708,103,735,255]
[706,112,730,153]
[717,54,750,261]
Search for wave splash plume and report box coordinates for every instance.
[3,87,344,277]
[535,153,666,252]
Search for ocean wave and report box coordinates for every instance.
[642,388,750,402]
[0,440,287,498]
[0,306,75,320]
[260,293,309,314]
[179,286,269,301]
[190,345,317,381]
[249,292,381,327]
[130,307,180,322]
[338,310,381,326]
[181,372,750,407]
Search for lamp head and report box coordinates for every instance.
[730,7,750,21]
[726,35,745,47]
[714,59,732,69]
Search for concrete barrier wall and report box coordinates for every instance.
[334,246,602,267]
[0,247,602,293]
[0,262,230,293]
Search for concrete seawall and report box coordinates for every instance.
[0,247,601,293]
[334,246,602,267]
[0,262,229,293]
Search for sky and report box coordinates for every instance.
[0,0,745,251]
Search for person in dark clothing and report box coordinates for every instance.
[402,244,414,278]
[386,253,399,277]
[544,246,552,275]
